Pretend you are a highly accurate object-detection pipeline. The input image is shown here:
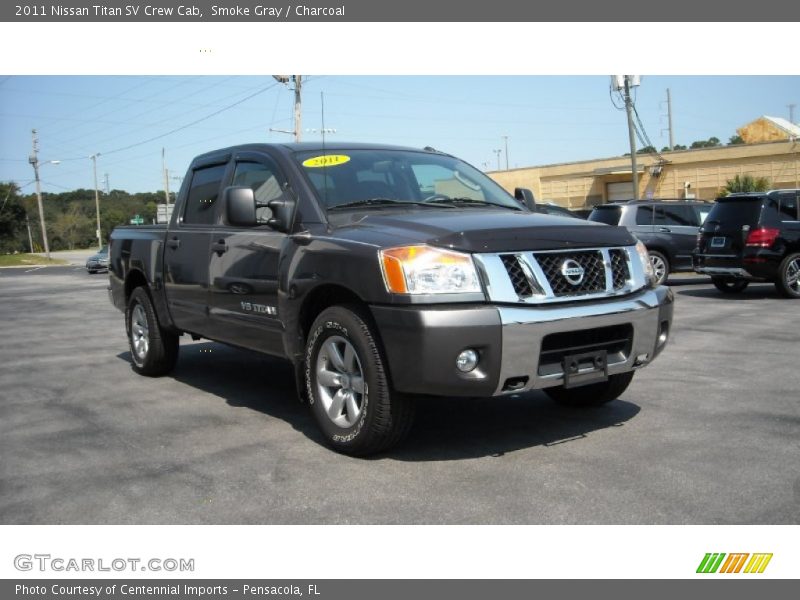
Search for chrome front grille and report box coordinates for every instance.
[534,250,606,297]
[474,246,644,305]
[609,249,630,290]
[500,254,534,298]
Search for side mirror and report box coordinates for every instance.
[266,190,297,233]
[514,187,536,211]
[224,186,257,226]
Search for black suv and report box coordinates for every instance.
[693,189,800,297]
[588,200,712,285]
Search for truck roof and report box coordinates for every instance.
[192,142,451,163]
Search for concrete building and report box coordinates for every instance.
[488,127,800,210]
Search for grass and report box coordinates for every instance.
[0,253,69,267]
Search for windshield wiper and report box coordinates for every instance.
[328,198,454,211]
[425,197,522,211]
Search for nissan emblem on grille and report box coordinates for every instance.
[560,259,585,285]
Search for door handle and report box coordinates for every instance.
[658,227,671,233]
[167,237,180,249]
[211,239,228,256]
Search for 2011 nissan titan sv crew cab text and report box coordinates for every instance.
[108,143,673,456]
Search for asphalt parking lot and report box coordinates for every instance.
[0,266,798,524]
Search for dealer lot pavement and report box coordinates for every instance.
[0,268,797,524]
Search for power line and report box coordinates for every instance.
[56,82,280,160]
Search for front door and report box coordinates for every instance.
[207,157,289,355]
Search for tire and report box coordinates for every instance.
[305,305,414,456]
[544,371,635,407]
[125,286,179,376]
[649,251,669,286]
[88,269,96,274]
[774,252,800,299]
[711,277,749,294]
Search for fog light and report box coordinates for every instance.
[658,321,669,347]
[456,349,479,373]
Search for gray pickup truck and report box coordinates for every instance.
[109,143,673,455]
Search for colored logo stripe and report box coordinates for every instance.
[697,553,773,574]
[744,553,773,573]
[697,553,726,573]
[719,553,749,573]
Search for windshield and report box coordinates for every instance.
[294,149,521,211]
[588,206,622,225]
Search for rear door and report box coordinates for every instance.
[206,153,289,356]
[163,161,227,335]
[653,204,700,270]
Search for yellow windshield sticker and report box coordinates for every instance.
[302,154,351,168]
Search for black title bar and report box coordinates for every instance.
[4,0,800,22]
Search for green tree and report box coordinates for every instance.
[0,182,30,253]
[636,145,657,154]
[728,135,745,145]
[721,174,770,196]
[690,137,722,149]
[51,203,93,250]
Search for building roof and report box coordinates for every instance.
[762,116,800,139]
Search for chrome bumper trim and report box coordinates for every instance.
[494,287,672,395]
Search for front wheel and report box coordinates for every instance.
[711,277,749,294]
[126,287,179,376]
[774,253,800,298]
[305,305,414,456]
[544,371,635,407]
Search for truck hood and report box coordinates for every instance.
[326,208,635,252]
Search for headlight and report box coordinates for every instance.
[379,245,482,294]
[635,240,656,287]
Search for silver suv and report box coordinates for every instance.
[588,200,712,284]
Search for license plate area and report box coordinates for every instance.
[562,350,608,389]
[711,236,726,248]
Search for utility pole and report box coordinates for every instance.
[103,173,110,194]
[789,104,796,124]
[493,149,502,171]
[502,135,509,170]
[162,147,171,208]
[666,88,675,150]
[293,75,302,142]
[25,213,34,254]
[28,129,50,259]
[91,153,102,249]
[270,75,303,141]
[623,77,639,200]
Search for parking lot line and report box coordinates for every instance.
[23,266,47,273]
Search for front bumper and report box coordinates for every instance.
[372,286,673,397]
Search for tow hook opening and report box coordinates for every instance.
[502,376,529,392]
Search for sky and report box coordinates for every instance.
[0,75,798,195]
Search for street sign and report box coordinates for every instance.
[130,214,144,225]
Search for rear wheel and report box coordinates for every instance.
[126,286,179,376]
[305,305,414,456]
[711,277,749,294]
[544,371,635,407]
[649,251,669,285]
[775,253,800,298]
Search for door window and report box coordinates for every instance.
[183,164,226,225]
[778,193,799,221]
[635,206,654,225]
[655,204,695,226]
